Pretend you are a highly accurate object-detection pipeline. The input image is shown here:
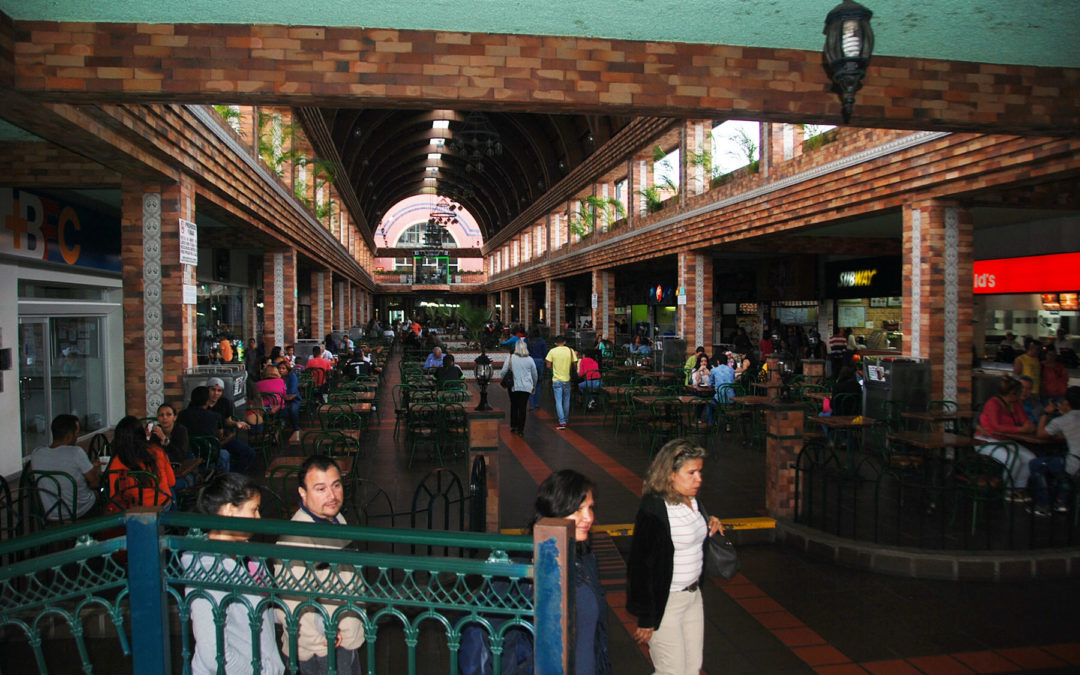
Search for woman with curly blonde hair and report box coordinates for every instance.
[627,439,723,674]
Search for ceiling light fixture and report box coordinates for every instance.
[822,0,874,124]
[447,112,502,173]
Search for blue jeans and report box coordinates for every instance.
[224,438,255,473]
[553,380,571,425]
[1029,456,1070,506]
[530,358,545,409]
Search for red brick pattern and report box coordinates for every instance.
[517,285,531,330]
[121,175,196,415]
[545,280,564,334]
[487,131,1080,293]
[262,248,297,349]
[0,140,121,185]
[676,252,713,353]
[591,270,615,340]
[903,201,974,409]
[766,407,803,519]
[11,21,1078,133]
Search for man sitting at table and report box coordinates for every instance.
[29,414,101,520]
[424,346,446,371]
[1030,386,1080,516]
[434,354,464,382]
[1018,375,1041,425]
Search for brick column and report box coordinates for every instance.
[686,120,708,196]
[766,404,805,520]
[121,175,197,416]
[591,270,615,340]
[334,279,346,332]
[677,252,713,356]
[500,290,514,325]
[903,201,975,410]
[312,269,333,340]
[518,286,531,331]
[634,153,654,218]
[545,279,565,334]
[262,248,297,350]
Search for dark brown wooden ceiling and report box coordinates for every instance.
[319,108,630,241]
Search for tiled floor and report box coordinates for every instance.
[311,352,1080,674]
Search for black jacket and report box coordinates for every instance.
[626,493,707,630]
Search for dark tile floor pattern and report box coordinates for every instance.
[349,350,1080,674]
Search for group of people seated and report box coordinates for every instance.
[976,377,1080,516]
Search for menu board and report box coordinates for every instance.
[838,305,866,328]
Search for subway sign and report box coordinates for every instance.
[825,256,900,299]
[0,188,121,272]
[973,252,1080,294]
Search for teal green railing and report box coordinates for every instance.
[0,510,572,675]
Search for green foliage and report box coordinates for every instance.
[212,105,244,135]
[689,150,726,184]
[651,144,667,163]
[568,196,626,238]
[636,185,667,213]
[315,199,332,221]
[802,124,834,152]
[727,126,759,173]
[454,302,493,349]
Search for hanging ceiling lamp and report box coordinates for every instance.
[822,0,874,123]
[447,112,503,173]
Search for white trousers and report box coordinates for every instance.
[648,588,704,675]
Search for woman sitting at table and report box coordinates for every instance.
[975,377,1037,501]
[690,354,711,389]
[105,415,176,511]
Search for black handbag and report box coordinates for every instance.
[500,363,515,390]
[704,530,740,580]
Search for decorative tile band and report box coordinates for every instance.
[273,252,284,347]
[695,254,705,347]
[910,209,922,358]
[943,207,959,403]
[142,192,164,416]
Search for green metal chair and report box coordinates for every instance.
[407,403,443,468]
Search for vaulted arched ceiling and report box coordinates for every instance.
[321,108,630,241]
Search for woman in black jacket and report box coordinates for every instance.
[627,439,722,674]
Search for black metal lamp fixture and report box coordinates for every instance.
[822,0,874,123]
[473,351,493,411]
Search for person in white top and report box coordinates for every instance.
[627,439,723,674]
[29,414,100,520]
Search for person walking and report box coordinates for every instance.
[627,439,723,675]
[545,335,578,430]
[527,327,548,411]
[497,339,538,435]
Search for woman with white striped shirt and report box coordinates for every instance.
[627,439,723,674]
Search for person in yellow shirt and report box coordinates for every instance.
[545,335,579,430]
[1013,340,1042,395]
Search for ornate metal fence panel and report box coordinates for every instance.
[0,510,566,675]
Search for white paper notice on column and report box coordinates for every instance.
[182,284,197,305]
[178,218,198,266]
[591,293,598,309]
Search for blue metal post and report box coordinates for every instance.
[533,518,573,675]
[126,508,171,674]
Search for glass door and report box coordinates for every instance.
[18,319,49,455]
[18,316,109,457]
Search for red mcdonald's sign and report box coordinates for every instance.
[973,252,1080,294]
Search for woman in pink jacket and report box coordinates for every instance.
[975,377,1036,500]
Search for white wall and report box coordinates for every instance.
[0,263,20,476]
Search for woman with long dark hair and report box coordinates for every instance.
[627,439,722,674]
[184,472,284,674]
[104,415,176,511]
[531,469,611,674]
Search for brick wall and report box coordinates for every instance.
[10,21,1079,134]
